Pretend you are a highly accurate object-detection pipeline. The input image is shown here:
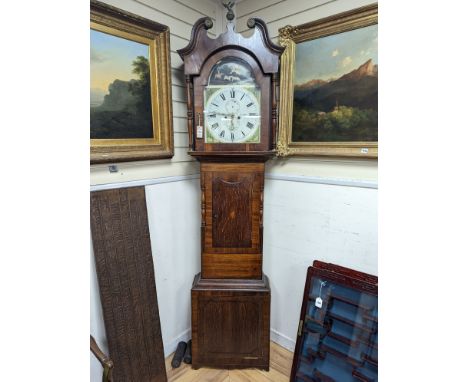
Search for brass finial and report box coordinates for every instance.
[222,1,235,21]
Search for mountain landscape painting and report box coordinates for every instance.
[91,29,153,140]
[292,24,377,142]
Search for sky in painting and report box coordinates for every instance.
[90,29,148,106]
[294,24,377,85]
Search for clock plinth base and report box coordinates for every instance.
[191,273,270,370]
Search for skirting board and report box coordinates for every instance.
[165,328,295,357]
[164,329,191,358]
[270,328,296,352]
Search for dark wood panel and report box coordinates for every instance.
[200,298,261,354]
[212,176,252,248]
[200,162,264,279]
[90,187,167,382]
[202,162,264,255]
[191,273,270,370]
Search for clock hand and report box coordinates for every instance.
[210,111,250,119]
[237,113,259,117]
[209,112,232,117]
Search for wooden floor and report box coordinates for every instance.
[165,342,293,381]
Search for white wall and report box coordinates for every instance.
[91,0,377,379]
[263,178,377,349]
[145,179,201,354]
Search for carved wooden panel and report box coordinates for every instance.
[90,187,167,382]
[212,176,252,248]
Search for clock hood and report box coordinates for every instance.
[177,17,284,76]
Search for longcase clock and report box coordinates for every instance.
[178,13,284,370]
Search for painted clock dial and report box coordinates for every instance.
[204,86,260,143]
[203,57,261,144]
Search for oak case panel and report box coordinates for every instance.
[201,162,264,279]
[212,175,253,248]
[191,274,270,370]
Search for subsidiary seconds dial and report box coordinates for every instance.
[204,86,260,143]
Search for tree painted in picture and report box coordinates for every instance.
[90,28,154,140]
[91,56,153,139]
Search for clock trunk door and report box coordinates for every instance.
[201,162,264,279]
[212,176,253,248]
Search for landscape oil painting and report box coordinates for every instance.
[292,24,378,143]
[90,29,153,140]
[90,0,173,164]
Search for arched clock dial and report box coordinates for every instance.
[204,86,260,143]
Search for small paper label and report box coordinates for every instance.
[315,297,323,308]
[361,148,369,154]
[196,125,203,138]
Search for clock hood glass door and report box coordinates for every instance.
[204,57,261,144]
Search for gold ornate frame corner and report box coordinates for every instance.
[277,3,378,158]
[90,0,173,164]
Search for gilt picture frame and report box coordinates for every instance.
[90,0,173,164]
[277,4,378,158]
